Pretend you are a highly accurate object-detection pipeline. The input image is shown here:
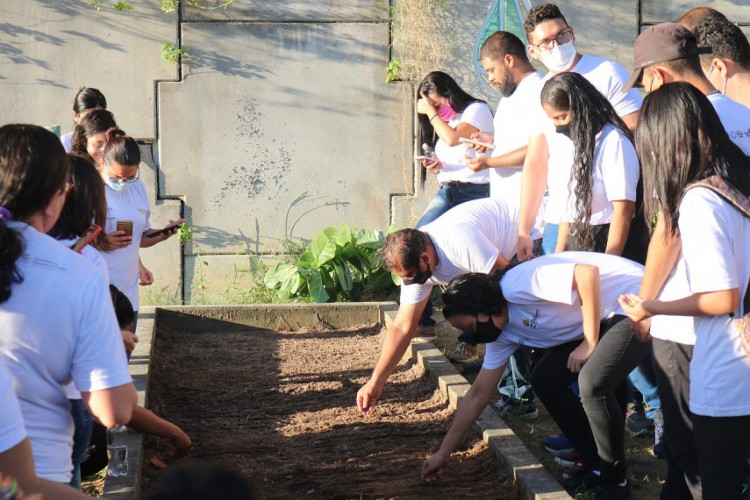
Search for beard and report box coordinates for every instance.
[498,72,518,98]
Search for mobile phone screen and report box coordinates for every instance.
[71,225,102,253]
[116,220,133,238]
[145,222,182,239]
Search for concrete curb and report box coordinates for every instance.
[382,310,571,500]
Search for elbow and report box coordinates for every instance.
[98,405,134,429]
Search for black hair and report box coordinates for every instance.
[677,6,728,32]
[109,284,135,329]
[48,154,113,252]
[541,72,633,250]
[73,87,107,115]
[657,55,706,80]
[143,465,260,500]
[692,17,750,71]
[381,228,431,272]
[71,109,118,161]
[103,128,141,167]
[524,3,569,37]
[636,81,750,237]
[442,273,507,319]
[0,124,70,304]
[416,71,485,151]
[480,31,529,62]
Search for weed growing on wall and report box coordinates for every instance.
[161,42,186,63]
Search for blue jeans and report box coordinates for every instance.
[542,223,559,255]
[69,399,93,489]
[417,182,489,327]
[627,350,661,418]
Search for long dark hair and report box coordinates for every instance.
[103,128,141,167]
[541,72,634,250]
[636,82,750,237]
[48,154,113,252]
[73,87,107,116]
[71,109,118,161]
[416,71,485,151]
[442,273,507,319]
[0,124,70,304]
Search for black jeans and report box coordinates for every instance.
[530,315,650,479]
[692,413,750,500]
[652,338,701,500]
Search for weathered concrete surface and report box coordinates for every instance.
[158,21,412,256]
[0,1,176,139]
[183,0,388,22]
[642,0,750,23]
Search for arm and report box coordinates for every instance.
[416,93,479,147]
[422,365,506,481]
[567,264,602,373]
[357,297,429,414]
[0,439,88,499]
[138,257,154,285]
[620,289,740,322]
[128,406,192,457]
[620,110,640,132]
[489,251,510,274]
[82,382,137,429]
[517,134,549,261]
[465,145,527,173]
[140,220,184,248]
[604,200,635,256]
[554,222,569,253]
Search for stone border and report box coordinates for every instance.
[382,310,571,500]
[102,303,569,499]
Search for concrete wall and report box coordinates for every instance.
[2,0,748,303]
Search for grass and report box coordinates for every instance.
[81,468,106,497]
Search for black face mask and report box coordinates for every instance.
[555,123,571,139]
[473,317,502,344]
[402,261,432,286]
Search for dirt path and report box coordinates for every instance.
[142,325,513,499]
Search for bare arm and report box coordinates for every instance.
[357,297,429,414]
[128,405,192,457]
[422,365,506,481]
[605,200,635,256]
[466,145,527,173]
[620,289,740,322]
[82,382,137,429]
[638,216,682,300]
[567,264,602,372]
[555,222,569,253]
[517,134,549,261]
[621,110,640,132]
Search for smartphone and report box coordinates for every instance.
[145,222,182,239]
[116,220,133,238]
[459,137,495,150]
[70,225,102,253]
[414,156,438,162]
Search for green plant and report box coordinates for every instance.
[87,0,104,10]
[178,222,193,244]
[386,58,402,83]
[161,42,187,64]
[113,1,134,12]
[161,0,237,13]
[161,0,179,12]
[264,223,397,303]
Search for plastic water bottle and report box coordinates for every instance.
[421,143,435,160]
[106,425,128,477]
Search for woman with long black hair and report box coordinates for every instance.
[620,82,750,500]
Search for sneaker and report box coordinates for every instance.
[449,342,478,363]
[606,478,632,500]
[543,435,574,455]
[652,410,667,459]
[414,324,437,342]
[562,468,604,495]
[562,460,584,480]
[553,449,581,467]
[625,402,654,436]
[493,397,540,420]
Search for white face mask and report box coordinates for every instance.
[539,40,577,72]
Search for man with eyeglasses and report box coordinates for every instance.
[355,197,541,416]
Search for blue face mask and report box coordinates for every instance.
[103,177,128,192]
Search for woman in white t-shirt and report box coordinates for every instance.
[415,71,494,228]
[421,253,649,497]
[621,82,750,500]
[60,87,107,153]
[0,124,136,483]
[540,72,646,263]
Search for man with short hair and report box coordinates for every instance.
[680,14,750,109]
[624,21,750,499]
[355,198,540,415]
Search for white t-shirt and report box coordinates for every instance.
[0,222,132,482]
[483,252,644,370]
[434,101,494,184]
[648,94,750,346]
[60,132,73,153]
[399,198,539,304]
[490,71,546,206]
[543,132,575,224]
[102,179,151,310]
[0,360,26,454]
[679,187,750,417]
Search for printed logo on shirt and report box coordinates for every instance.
[31,257,67,272]
[729,128,750,139]
[522,309,540,329]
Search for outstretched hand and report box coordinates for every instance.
[421,451,449,482]
[619,294,653,323]
[356,380,383,415]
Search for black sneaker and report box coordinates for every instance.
[562,468,604,495]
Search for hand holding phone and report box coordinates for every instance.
[116,220,133,238]
[414,155,438,162]
[145,219,186,239]
[70,225,102,253]
[459,137,495,150]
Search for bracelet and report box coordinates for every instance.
[430,114,438,123]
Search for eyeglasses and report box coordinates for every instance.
[105,163,140,184]
[532,28,573,51]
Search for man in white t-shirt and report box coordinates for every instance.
[623,22,750,498]
[355,198,540,415]
[514,3,643,261]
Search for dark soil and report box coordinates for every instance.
[141,324,514,499]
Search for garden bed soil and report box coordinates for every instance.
[141,324,513,499]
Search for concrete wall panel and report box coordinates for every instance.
[0,1,176,138]
[184,0,388,22]
[159,22,412,256]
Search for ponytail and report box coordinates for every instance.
[103,128,140,167]
[0,218,24,304]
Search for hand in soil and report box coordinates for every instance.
[171,429,192,458]
[356,379,382,415]
[421,451,448,482]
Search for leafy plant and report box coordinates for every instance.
[161,42,187,63]
[161,0,237,13]
[386,58,403,83]
[177,222,193,244]
[161,0,179,13]
[113,1,134,12]
[264,223,397,303]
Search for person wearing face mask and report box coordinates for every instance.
[355,197,542,416]
[679,11,750,111]
[515,3,643,263]
[422,252,647,498]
